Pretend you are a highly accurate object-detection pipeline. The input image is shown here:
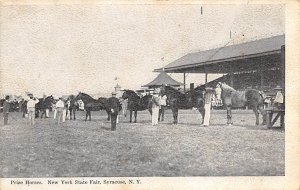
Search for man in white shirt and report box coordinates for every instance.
[159,94,167,121]
[27,96,39,125]
[55,98,65,125]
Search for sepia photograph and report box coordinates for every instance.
[0,0,299,189]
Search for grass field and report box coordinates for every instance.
[0,109,284,177]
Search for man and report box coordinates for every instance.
[215,83,222,106]
[159,93,167,122]
[273,85,284,109]
[151,90,160,126]
[27,96,39,125]
[108,92,121,131]
[55,97,65,125]
[203,87,214,127]
[3,96,10,125]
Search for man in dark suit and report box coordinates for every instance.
[108,92,121,131]
[3,96,10,125]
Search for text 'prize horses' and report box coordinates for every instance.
[218,82,266,126]
[121,90,152,123]
[160,85,205,124]
[74,92,115,121]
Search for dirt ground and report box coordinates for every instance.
[0,109,284,177]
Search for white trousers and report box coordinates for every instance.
[53,109,57,119]
[152,106,159,126]
[46,109,49,117]
[203,103,211,126]
[62,109,66,122]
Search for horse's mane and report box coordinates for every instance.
[221,83,236,92]
[124,90,140,98]
[164,86,185,95]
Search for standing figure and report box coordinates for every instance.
[55,97,65,125]
[203,87,214,127]
[108,92,121,131]
[151,91,160,126]
[215,83,222,106]
[27,96,39,125]
[121,98,128,118]
[273,85,284,109]
[159,93,167,122]
[3,96,10,125]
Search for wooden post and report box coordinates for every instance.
[281,45,285,96]
[183,72,186,93]
[230,73,234,87]
[260,69,264,89]
[205,73,208,84]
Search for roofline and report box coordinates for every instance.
[154,49,282,73]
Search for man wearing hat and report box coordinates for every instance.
[108,92,121,131]
[3,95,10,125]
[27,95,39,125]
[273,85,284,108]
[55,97,65,125]
[151,89,160,126]
[203,87,214,127]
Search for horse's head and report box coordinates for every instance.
[121,90,136,100]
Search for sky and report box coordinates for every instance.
[0,3,284,97]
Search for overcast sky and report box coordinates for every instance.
[0,4,284,97]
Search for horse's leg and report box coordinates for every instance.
[70,109,72,120]
[74,109,76,120]
[134,110,137,123]
[252,105,259,125]
[172,107,178,124]
[129,110,132,123]
[158,109,161,121]
[89,111,91,121]
[226,106,233,125]
[173,108,177,124]
[85,110,88,121]
[106,109,110,121]
[258,104,266,125]
[198,107,205,124]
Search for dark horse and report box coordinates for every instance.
[218,82,266,125]
[21,96,55,118]
[36,95,55,118]
[73,92,112,121]
[160,85,205,124]
[121,90,152,123]
[66,95,79,120]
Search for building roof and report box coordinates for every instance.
[154,35,285,74]
[142,71,183,88]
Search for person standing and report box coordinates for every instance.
[108,92,121,131]
[151,90,160,126]
[215,83,222,106]
[203,87,214,127]
[273,85,284,109]
[27,96,39,125]
[55,97,64,125]
[159,93,167,122]
[3,96,10,125]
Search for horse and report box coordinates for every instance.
[35,95,55,118]
[73,92,111,121]
[218,82,266,125]
[65,95,79,120]
[121,90,152,123]
[160,85,205,124]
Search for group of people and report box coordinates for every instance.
[1,85,285,129]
